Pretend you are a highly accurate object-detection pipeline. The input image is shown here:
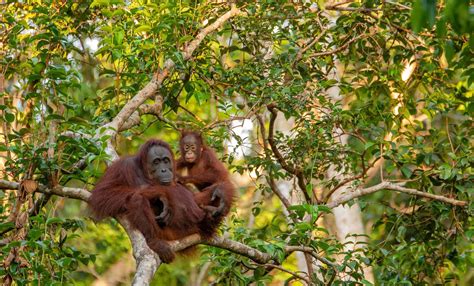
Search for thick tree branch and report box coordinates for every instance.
[6,8,245,277]
[0,179,331,270]
[165,234,273,264]
[100,5,243,136]
[327,181,468,208]
[206,236,273,264]
[3,173,466,284]
[89,5,244,168]
[0,180,90,201]
[1,179,466,211]
[88,8,244,281]
[120,96,165,131]
[182,5,243,60]
[118,219,160,285]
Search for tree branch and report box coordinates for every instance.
[2,179,465,212]
[325,3,381,12]
[325,173,363,202]
[293,29,327,64]
[326,181,468,208]
[87,8,244,282]
[206,236,273,264]
[262,264,311,285]
[0,180,90,201]
[257,114,296,218]
[267,104,310,202]
[97,5,244,138]
[165,234,273,264]
[309,32,372,58]
[285,246,337,269]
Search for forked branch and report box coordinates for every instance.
[267,104,311,202]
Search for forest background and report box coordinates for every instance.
[0,0,473,285]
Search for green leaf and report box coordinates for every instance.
[113,30,124,46]
[444,40,455,64]
[364,141,376,150]
[305,183,313,198]
[4,112,15,123]
[28,228,42,240]
[439,164,453,180]
[135,25,151,33]
[0,221,14,232]
[90,0,110,8]
[46,217,65,225]
[401,166,412,178]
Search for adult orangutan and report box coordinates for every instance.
[176,131,235,224]
[88,139,225,263]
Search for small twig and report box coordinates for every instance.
[293,29,328,64]
[325,3,381,12]
[325,173,364,202]
[262,264,311,285]
[267,177,294,218]
[205,115,251,129]
[267,104,298,174]
[380,143,384,182]
[445,117,456,161]
[326,0,354,8]
[285,246,337,269]
[386,200,421,215]
[267,104,310,202]
[256,114,268,150]
[309,32,372,58]
[384,0,411,10]
[324,152,378,202]
[157,115,180,130]
[178,104,204,124]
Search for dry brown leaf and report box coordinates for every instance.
[4,251,16,268]
[15,212,28,229]
[3,274,13,286]
[15,254,30,268]
[21,179,38,193]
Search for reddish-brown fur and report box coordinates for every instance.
[88,139,219,263]
[177,131,235,226]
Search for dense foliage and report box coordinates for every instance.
[1,0,472,285]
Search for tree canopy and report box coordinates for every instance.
[0,0,472,285]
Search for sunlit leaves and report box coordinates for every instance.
[1,0,473,284]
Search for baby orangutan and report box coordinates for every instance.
[176,131,235,224]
